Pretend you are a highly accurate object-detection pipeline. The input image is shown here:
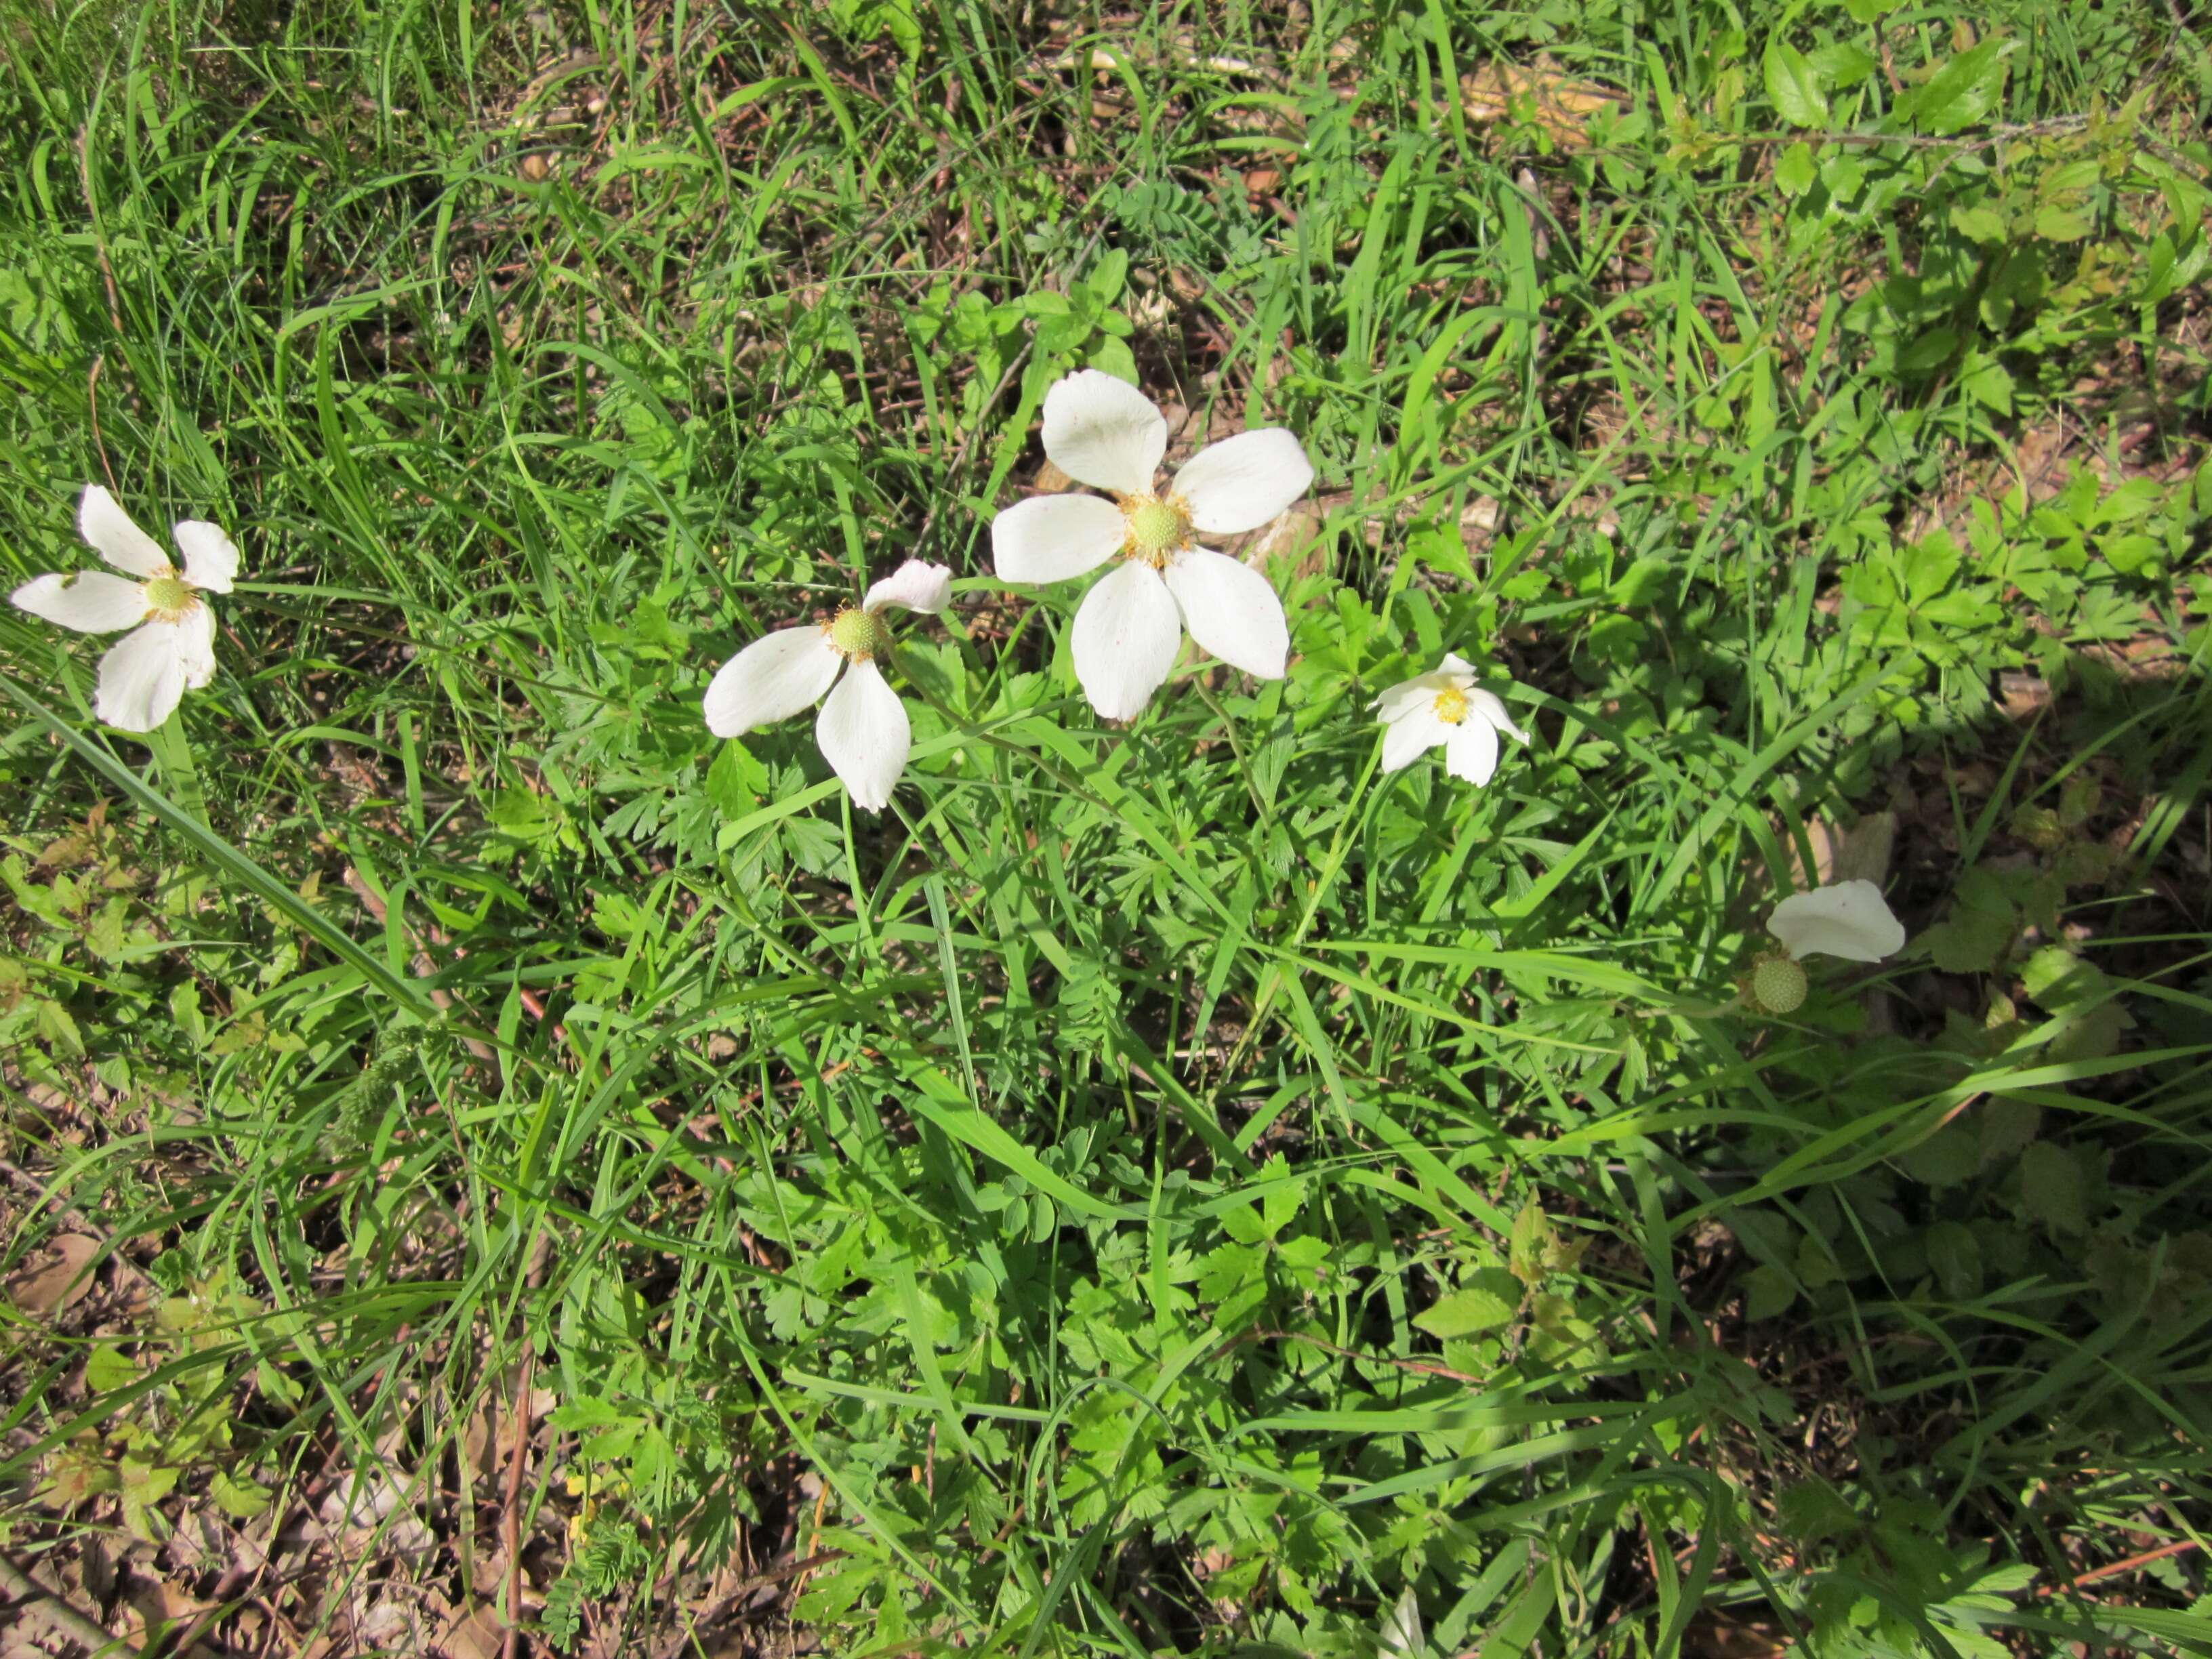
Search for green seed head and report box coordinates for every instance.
[1750,956,1808,1015]
[143,575,195,619]
[827,607,892,660]
[1124,496,1187,559]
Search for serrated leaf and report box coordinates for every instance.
[211,1469,274,1519]
[2020,1142,2087,1234]
[1776,141,1818,197]
[1413,1268,1521,1338]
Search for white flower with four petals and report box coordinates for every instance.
[991,370,1313,718]
[702,559,951,812]
[1767,880,1906,964]
[10,485,239,733]
[1372,653,1529,785]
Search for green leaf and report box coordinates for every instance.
[1906,39,2015,137]
[210,1470,274,1519]
[1775,141,1818,198]
[1762,41,1830,127]
[1900,1128,1978,1189]
[1950,203,2008,243]
[1413,1268,1522,1338]
[2035,205,2093,243]
[1925,1221,1983,1298]
[2020,1142,2087,1235]
[1744,1263,1797,1322]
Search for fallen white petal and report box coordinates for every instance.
[1769,880,1906,964]
[864,558,952,615]
[1372,670,1459,722]
[1172,428,1314,535]
[815,658,910,811]
[1443,716,1501,785]
[11,570,150,634]
[1380,704,1451,773]
[991,493,1127,584]
[1071,560,1181,720]
[78,486,170,578]
[94,619,190,732]
[173,520,240,593]
[1160,547,1288,679]
[1465,687,1530,745]
[1041,370,1166,496]
[702,626,843,737]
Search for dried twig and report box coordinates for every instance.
[0,1550,136,1657]
[500,1347,537,1659]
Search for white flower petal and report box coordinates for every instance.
[1071,560,1181,720]
[864,558,952,615]
[1171,428,1314,535]
[78,485,170,578]
[1160,547,1288,679]
[1439,651,1476,676]
[1443,716,1501,785]
[1769,881,1906,964]
[173,520,239,593]
[1381,703,1450,773]
[1372,670,1457,722]
[991,493,1126,584]
[1465,687,1530,745]
[702,626,842,737]
[173,604,218,689]
[94,619,190,732]
[815,657,910,811]
[1041,370,1166,495]
[11,570,151,634]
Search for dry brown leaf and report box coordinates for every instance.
[434,1602,508,1659]
[1461,58,1624,148]
[7,1233,102,1317]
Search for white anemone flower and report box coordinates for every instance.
[701,559,951,812]
[1768,880,1906,964]
[990,369,1313,719]
[10,485,239,733]
[1371,653,1529,785]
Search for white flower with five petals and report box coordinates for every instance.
[10,485,239,733]
[1372,653,1529,785]
[702,560,951,812]
[990,370,1313,719]
[1767,880,1906,964]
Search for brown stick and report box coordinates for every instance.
[2036,1536,2203,1596]
[501,1347,537,1659]
[87,357,119,495]
[0,1549,136,1656]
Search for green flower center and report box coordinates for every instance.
[1749,956,1808,1015]
[1122,495,1189,565]
[1432,687,1469,725]
[827,607,892,660]
[143,574,197,620]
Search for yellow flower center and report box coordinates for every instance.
[1122,493,1190,567]
[143,573,198,622]
[826,606,891,660]
[1432,687,1469,725]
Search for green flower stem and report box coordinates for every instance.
[145,709,208,823]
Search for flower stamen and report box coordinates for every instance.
[142,573,199,623]
[1431,687,1469,725]
[1120,493,1191,568]
[826,605,893,661]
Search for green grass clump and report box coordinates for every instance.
[3,2,2210,1655]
